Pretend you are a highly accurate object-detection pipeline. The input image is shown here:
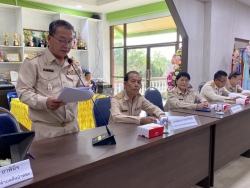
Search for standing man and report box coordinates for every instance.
[17,20,84,141]
[200,70,240,102]
[109,71,166,125]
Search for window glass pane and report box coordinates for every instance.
[127,48,147,94]
[126,17,177,46]
[150,46,176,96]
[127,48,147,78]
[112,48,124,77]
[113,25,124,47]
[179,35,182,42]
[113,77,124,95]
[111,48,124,95]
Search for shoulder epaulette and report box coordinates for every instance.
[172,88,178,93]
[210,82,215,87]
[26,51,44,60]
[188,88,194,92]
[115,93,124,99]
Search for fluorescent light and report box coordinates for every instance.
[76,5,82,8]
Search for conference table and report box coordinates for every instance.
[9,111,219,188]
[171,104,250,186]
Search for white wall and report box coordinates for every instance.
[173,0,205,90]
[100,13,111,82]
[173,0,250,90]
[209,0,250,79]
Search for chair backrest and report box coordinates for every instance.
[144,87,164,111]
[198,82,206,93]
[0,107,20,136]
[93,95,111,127]
[7,92,18,110]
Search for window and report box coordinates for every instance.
[110,16,181,95]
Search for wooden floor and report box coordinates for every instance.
[192,156,250,188]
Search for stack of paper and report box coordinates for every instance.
[57,86,94,103]
[229,93,247,99]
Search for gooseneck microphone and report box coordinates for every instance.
[68,58,116,146]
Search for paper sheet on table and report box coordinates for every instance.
[210,104,217,109]
[229,93,247,99]
[57,86,94,103]
[242,90,250,94]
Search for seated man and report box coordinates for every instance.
[109,71,166,125]
[225,71,250,96]
[166,72,209,110]
[200,70,239,102]
[84,72,97,93]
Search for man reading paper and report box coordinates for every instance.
[17,20,86,141]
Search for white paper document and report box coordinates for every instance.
[229,93,247,99]
[241,90,250,94]
[57,86,94,103]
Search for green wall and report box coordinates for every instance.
[0,0,92,17]
[106,1,169,22]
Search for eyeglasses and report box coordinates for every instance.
[217,79,226,84]
[51,35,73,46]
[178,80,189,83]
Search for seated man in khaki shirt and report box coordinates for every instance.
[166,72,209,110]
[200,70,240,102]
[109,71,166,125]
[225,71,250,96]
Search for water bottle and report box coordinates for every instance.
[160,116,168,134]
[216,101,224,115]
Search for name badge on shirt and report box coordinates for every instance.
[43,68,54,72]
[122,107,128,112]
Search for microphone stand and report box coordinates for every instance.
[68,59,116,146]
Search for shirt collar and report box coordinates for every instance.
[176,87,189,95]
[123,90,140,101]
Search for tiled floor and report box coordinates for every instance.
[192,156,250,188]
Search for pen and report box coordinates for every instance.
[27,152,35,159]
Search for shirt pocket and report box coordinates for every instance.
[39,72,60,94]
[66,75,79,88]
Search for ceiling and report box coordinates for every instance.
[25,0,250,15]
[115,16,176,35]
[26,0,164,13]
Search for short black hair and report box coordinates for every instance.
[85,72,91,76]
[124,71,140,82]
[228,71,241,79]
[49,19,74,36]
[214,70,227,81]
[176,72,190,81]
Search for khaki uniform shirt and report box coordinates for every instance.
[166,87,207,110]
[109,90,165,125]
[16,48,84,124]
[225,80,243,93]
[200,80,231,102]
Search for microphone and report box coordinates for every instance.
[68,58,116,146]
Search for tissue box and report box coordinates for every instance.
[138,124,164,138]
[236,98,249,105]
[215,104,230,111]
